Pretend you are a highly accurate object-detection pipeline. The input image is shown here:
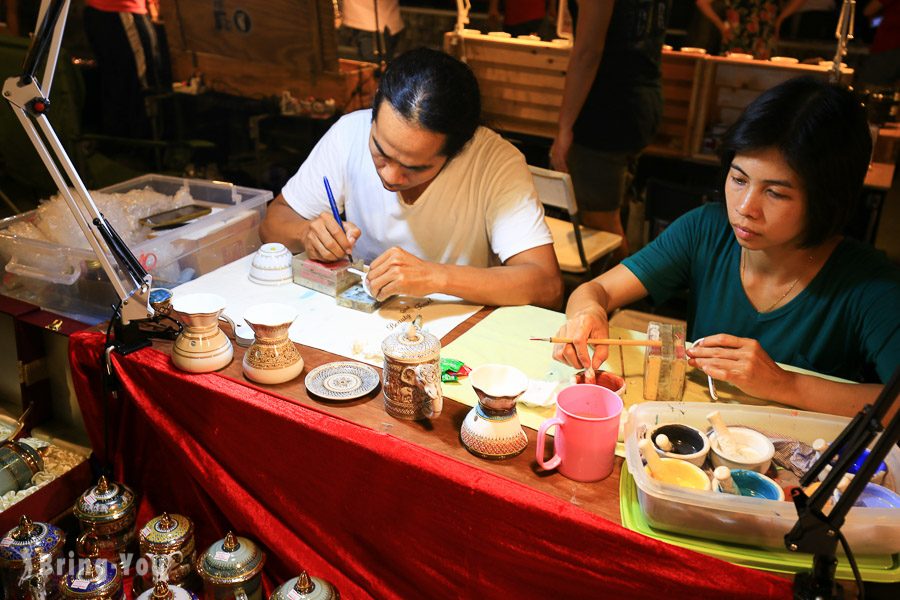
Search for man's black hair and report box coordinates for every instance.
[373,47,481,159]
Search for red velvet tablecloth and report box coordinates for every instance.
[69,331,791,599]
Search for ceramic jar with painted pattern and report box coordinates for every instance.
[73,476,137,562]
[136,581,200,600]
[270,571,339,600]
[196,532,266,600]
[0,515,66,600]
[381,316,443,420]
[61,555,124,600]
[135,513,200,595]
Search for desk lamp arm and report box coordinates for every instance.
[2,0,153,325]
[785,365,900,599]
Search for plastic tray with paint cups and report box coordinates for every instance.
[624,401,900,556]
[619,468,900,582]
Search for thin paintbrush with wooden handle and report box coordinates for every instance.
[530,337,663,347]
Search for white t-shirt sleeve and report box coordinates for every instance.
[482,141,553,263]
[280,113,355,220]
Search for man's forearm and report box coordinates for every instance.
[432,261,563,309]
[259,196,312,254]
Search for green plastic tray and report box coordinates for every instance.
[619,468,900,583]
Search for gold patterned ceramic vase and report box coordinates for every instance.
[196,532,266,600]
[171,293,235,374]
[73,477,137,563]
[0,516,66,600]
[270,571,340,600]
[241,303,304,385]
[381,316,442,420]
[134,513,200,595]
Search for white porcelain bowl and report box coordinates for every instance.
[709,427,775,473]
[249,242,293,285]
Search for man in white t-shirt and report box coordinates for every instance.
[260,48,563,309]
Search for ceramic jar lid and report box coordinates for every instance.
[0,515,65,567]
[196,532,266,586]
[74,476,136,524]
[137,581,198,600]
[139,513,194,554]
[382,317,440,363]
[62,557,121,599]
[270,571,339,600]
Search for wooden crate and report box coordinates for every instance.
[159,0,375,111]
[690,56,853,160]
[649,50,706,157]
[444,31,569,139]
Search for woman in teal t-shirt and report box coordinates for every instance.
[553,77,900,418]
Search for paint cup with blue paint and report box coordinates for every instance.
[713,466,784,501]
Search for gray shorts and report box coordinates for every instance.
[567,143,638,212]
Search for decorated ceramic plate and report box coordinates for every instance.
[304,361,380,401]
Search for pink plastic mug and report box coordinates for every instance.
[535,384,624,482]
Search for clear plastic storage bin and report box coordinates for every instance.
[0,175,272,324]
[624,401,899,556]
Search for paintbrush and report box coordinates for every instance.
[530,336,662,347]
[323,175,352,263]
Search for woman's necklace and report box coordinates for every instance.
[740,248,810,313]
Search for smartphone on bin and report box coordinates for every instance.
[139,204,212,229]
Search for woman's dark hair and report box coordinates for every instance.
[718,77,872,247]
[372,47,481,160]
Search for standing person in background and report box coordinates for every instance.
[340,0,404,65]
[83,0,165,138]
[860,0,900,86]
[696,0,807,59]
[487,0,557,39]
[549,0,669,261]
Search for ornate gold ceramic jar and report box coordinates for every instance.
[136,581,199,600]
[270,571,339,600]
[0,515,65,600]
[381,316,442,420]
[196,532,266,600]
[135,513,200,594]
[73,477,137,562]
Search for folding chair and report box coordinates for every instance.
[529,165,622,277]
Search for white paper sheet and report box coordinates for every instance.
[172,254,483,366]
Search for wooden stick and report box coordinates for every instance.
[530,337,662,347]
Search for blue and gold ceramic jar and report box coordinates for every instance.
[61,552,124,600]
[0,515,66,600]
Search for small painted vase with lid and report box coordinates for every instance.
[134,513,200,595]
[137,581,199,600]
[61,536,124,600]
[73,476,137,562]
[0,515,66,600]
[270,571,339,600]
[381,316,443,420]
[196,532,266,600]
